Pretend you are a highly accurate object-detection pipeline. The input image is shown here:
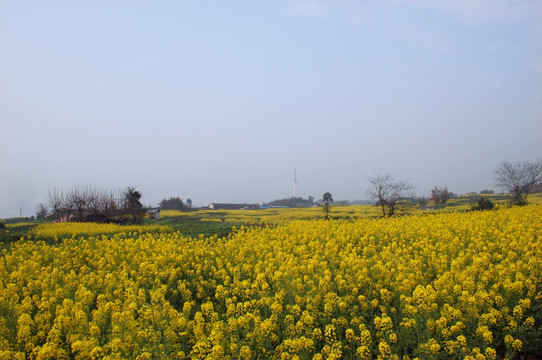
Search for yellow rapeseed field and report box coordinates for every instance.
[162,206,385,224]
[0,206,541,359]
[30,223,172,239]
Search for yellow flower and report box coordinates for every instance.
[523,316,535,328]
[0,204,540,358]
[378,341,391,357]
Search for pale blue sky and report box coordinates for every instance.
[1,0,541,217]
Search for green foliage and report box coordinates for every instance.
[35,203,49,220]
[322,192,333,220]
[124,187,145,225]
[159,196,185,210]
[471,197,494,211]
[264,197,315,208]
[0,224,37,244]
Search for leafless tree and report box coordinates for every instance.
[431,186,450,206]
[84,185,110,215]
[61,192,75,221]
[47,188,75,222]
[68,186,87,221]
[367,173,414,217]
[101,189,122,217]
[45,185,133,222]
[48,188,64,222]
[495,160,542,206]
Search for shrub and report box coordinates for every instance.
[471,197,494,211]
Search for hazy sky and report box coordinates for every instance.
[1,0,541,217]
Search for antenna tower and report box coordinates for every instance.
[293,170,297,198]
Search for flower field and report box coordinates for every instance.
[30,223,172,240]
[161,206,385,224]
[0,206,541,359]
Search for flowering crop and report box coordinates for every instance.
[30,222,172,240]
[162,206,385,224]
[0,206,541,359]
[5,223,37,229]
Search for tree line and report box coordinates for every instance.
[37,185,145,225]
[363,159,542,217]
[159,196,192,211]
[36,159,541,222]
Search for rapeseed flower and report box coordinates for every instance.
[0,205,540,358]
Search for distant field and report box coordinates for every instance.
[160,205,384,224]
[2,192,542,242]
[159,192,542,224]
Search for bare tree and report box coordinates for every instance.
[84,185,111,215]
[367,173,414,217]
[48,188,66,222]
[85,186,99,214]
[68,186,87,221]
[62,185,108,221]
[495,160,542,206]
[102,189,122,217]
[431,186,450,206]
[45,185,135,223]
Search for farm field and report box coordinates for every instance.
[158,193,542,225]
[0,205,541,359]
[160,205,383,224]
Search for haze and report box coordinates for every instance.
[1,0,541,218]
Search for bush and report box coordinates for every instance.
[471,197,494,211]
[0,221,4,229]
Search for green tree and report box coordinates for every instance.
[35,203,49,220]
[124,187,145,224]
[471,197,494,211]
[322,192,333,220]
[159,196,185,210]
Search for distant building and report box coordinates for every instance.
[208,203,260,210]
[147,208,161,220]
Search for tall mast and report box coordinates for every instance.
[293,170,297,198]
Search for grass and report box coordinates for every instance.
[0,224,36,247]
[0,217,47,244]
